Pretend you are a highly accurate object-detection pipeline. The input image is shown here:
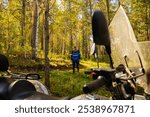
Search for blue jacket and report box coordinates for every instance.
[71,50,80,62]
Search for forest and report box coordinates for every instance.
[0,0,149,57]
[0,0,150,97]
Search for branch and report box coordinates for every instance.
[50,0,56,9]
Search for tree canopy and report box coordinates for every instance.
[0,0,149,59]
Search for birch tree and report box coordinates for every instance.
[31,0,39,60]
[44,0,50,88]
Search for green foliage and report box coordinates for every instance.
[129,0,150,41]
[49,70,91,97]
[39,68,111,98]
[0,0,149,59]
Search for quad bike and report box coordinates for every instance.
[0,54,72,100]
[0,54,50,100]
[78,52,148,100]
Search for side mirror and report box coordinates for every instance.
[92,10,110,46]
[92,10,113,68]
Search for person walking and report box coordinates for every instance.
[71,46,81,73]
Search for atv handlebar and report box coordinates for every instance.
[83,76,107,94]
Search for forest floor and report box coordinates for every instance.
[9,55,109,72]
[8,56,144,98]
[8,56,112,97]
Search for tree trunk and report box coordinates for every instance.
[44,0,50,89]
[31,0,39,60]
[62,37,65,55]
[106,0,110,24]
[6,18,10,57]
[85,28,88,59]
[82,25,85,58]
[145,3,150,40]
[62,28,66,55]
[41,14,45,50]
[21,0,26,47]
[118,0,121,6]
[50,27,54,53]
[84,0,90,59]
[89,0,92,16]
[68,0,73,53]
[69,28,73,52]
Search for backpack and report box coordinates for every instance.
[71,50,80,62]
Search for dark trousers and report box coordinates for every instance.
[72,61,79,73]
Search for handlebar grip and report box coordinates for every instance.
[83,76,107,94]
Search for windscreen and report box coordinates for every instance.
[138,41,150,71]
[109,6,145,69]
[109,6,149,92]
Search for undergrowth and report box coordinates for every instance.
[8,55,111,98]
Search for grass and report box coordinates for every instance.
[8,55,111,98]
[47,70,91,97]
[39,60,111,98]
[7,55,145,99]
[39,69,111,98]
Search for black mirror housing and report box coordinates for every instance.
[92,10,110,46]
